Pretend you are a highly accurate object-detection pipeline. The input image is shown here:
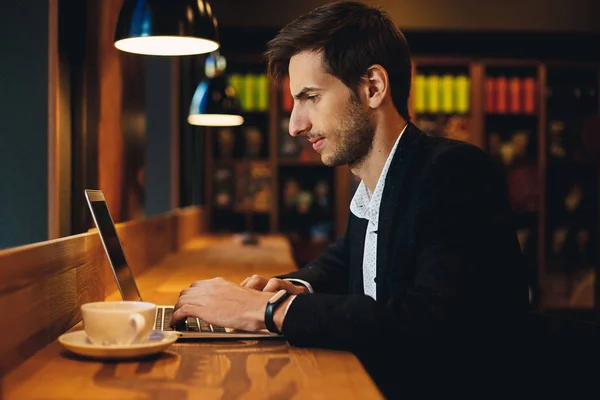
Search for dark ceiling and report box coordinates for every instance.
[211,0,600,32]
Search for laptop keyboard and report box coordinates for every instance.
[155,307,226,333]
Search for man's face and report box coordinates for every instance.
[288,51,375,168]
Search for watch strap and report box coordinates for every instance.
[264,290,291,334]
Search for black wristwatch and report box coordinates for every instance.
[264,289,291,335]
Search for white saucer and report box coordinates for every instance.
[58,330,178,360]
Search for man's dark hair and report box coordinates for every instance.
[265,1,412,122]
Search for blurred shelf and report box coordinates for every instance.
[414,112,471,117]
[485,113,538,117]
[239,110,269,116]
[231,207,270,214]
[278,159,324,166]
[213,159,271,166]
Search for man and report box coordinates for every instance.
[171,1,530,395]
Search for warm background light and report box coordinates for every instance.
[187,114,244,126]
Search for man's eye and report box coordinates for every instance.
[307,95,318,102]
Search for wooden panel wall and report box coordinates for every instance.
[95,0,146,223]
[0,206,205,377]
[175,206,208,249]
[48,0,60,240]
[97,0,125,222]
[50,0,75,240]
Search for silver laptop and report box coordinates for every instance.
[84,189,278,339]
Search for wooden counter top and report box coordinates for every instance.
[2,235,382,399]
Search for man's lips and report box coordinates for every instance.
[310,137,326,151]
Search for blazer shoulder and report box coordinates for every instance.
[422,136,496,172]
[414,137,506,195]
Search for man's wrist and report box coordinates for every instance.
[254,292,296,333]
[273,295,296,332]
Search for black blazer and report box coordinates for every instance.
[278,123,530,354]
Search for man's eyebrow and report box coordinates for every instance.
[293,87,323,99]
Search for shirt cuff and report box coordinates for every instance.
[283,278,314,294]
[283,294,298,318]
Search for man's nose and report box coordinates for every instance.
[288,106,311,137]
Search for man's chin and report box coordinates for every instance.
[319,152,333,167]
[321,153,346,168]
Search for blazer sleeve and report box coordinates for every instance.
[275,232,350,294]
[281,143,528,352]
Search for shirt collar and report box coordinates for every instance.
[350,125,407,224]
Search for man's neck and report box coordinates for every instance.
[351,114,407,192]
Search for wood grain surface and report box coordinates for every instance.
[2,235,382,399]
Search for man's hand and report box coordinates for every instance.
[240,275,308,294]
[170,277,275,332]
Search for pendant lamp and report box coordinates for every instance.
[188,55,244,127]
[114,0,219,56]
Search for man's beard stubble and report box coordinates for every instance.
[322,96,375,169]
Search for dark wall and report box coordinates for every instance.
[179,56,207,207]
[0,0,49,249]
[145,57,175,216]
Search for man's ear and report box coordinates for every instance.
[365,64,388,109]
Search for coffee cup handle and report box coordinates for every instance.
[129,313,145,344]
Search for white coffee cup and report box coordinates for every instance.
[81,301,157,346]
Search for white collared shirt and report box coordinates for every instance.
[349,126,406,300]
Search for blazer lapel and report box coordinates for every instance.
[349,216,368,294]
[375,123,424,298]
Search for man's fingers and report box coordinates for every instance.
[174,294,206,311]
[263,278,306,294]
[170,303,202,325]
[263,279,307,294]
[262,278,288,293]
[171,295,206,325]
[242,275,269,290]
[179,287,204,297]
[240,277,250,286]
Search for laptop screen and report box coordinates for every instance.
[87,197,142,302]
